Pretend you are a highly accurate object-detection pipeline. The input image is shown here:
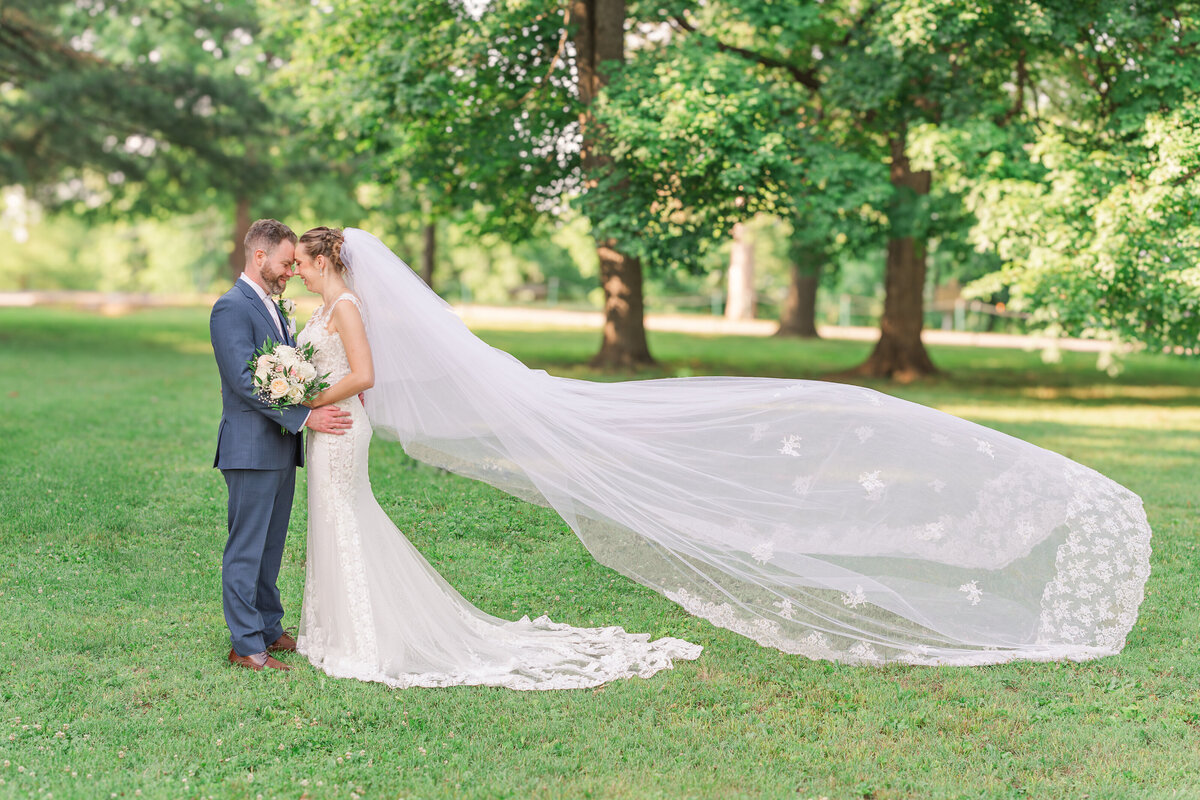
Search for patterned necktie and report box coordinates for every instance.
[270,298,288,342]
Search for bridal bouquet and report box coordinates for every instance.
[248,341,330,410]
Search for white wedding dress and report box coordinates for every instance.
[296,229,1152,676]
[296,293,702,690]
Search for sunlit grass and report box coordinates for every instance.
[0,306,1198,800]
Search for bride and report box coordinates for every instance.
[292,226,1152,688]
[293,227,700,689]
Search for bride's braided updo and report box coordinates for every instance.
[298,226,347,275]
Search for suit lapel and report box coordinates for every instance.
[235,280,285,343]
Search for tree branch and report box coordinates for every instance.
[669,13,821,93]
[4,10,103,63]
[837,2,882,49]
[1172,163,1200,187]
[518,4,571,105]
[997,49,1028,127]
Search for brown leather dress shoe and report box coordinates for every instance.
[267,632,297,653]
[228,649,291,671]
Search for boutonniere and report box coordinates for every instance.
[277,297,297,336]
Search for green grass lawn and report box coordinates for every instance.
[1,306,1198,800]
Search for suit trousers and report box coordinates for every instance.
[221,467,296,656]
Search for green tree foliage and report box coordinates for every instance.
[1,0,364,278]
[588,31,889,338]
[588,10,888,266]
[288,0,664,366]
[590,1,1199,369]
[591,0,1066,378]
[961,4,1200,352]
[7,1,1194,361]
[285,0,580,248]
[1,0,273,215]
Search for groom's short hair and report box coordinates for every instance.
[244,219,297,264]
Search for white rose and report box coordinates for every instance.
[281,298,296,315]
[273,345,297,361]
[269,378,289,399]
[256,354,274,370]
[255,365,270,382]
[297,362,316,382]
[286,386,305,405]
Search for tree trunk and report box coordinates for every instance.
[857,235,937,380]
[227,195,251,282]
[593,244,653,368]
[574,0,655,368]
[421,221,436,288]
[776,241,823,338]
[725,221,756,321]
[852,132,936,381]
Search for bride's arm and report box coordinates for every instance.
[307,300,374,407]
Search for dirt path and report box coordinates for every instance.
[0,290,1115,354]
[456,304,1117,353]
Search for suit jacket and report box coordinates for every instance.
[210,280,309,470]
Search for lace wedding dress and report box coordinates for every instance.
[295,294,702,689]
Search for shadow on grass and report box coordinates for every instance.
[4,307,1198,398]
[479,326,1200,403]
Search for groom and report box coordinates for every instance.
[209,218,351,672]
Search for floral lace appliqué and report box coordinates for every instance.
[778,435,803,457]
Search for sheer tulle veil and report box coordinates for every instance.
[341,228,1152,666]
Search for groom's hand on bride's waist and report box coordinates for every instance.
[304,405,352,435]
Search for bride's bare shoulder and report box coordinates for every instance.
[331,291,363,311]
[326,292,365,332]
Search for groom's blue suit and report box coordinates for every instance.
[210,279,310,657]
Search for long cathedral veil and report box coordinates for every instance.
[341,228,1151,665]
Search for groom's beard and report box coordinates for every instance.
[263,273,289,296]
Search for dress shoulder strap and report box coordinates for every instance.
[327,292,364,317]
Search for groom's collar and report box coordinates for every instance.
[238,272,271,302]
